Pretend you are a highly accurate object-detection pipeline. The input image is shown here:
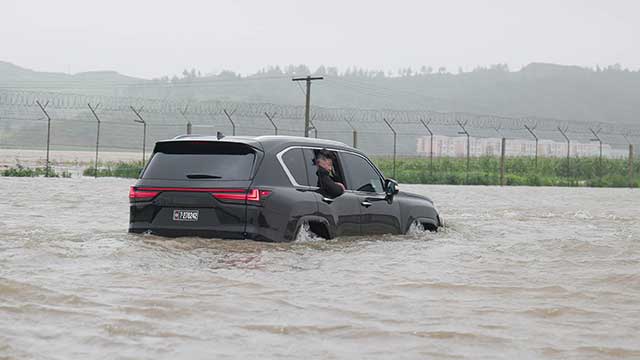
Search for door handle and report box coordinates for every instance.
[322,197,334,203]
[361,201,373,207]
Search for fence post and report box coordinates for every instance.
[308,118,318,138]
[35,100,51,177]
[558,126,570,185]
[308,114,319,138]
[130,106,147,164]
[383,118,397,179]
[88,103,101,178]
[524,124,538,169]
[265,112,278,135]
[180,104,191,135]
[456,119,470,184]
[223,109,236,136]
[345,118,357,148]
[494,126,507,186]
[589,128,603,178]
[419,118,434,177]
[629,144,634,188]
[500,137,506,186]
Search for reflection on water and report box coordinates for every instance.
[1,177,640,359]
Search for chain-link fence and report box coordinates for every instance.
[1,90,638,186]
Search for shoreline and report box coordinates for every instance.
[0,148,142,168]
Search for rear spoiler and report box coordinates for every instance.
[153,137,264,154]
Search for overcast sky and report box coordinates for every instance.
[2,0,638,79]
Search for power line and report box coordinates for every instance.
[294,81,306,96]
[0,75,294,89]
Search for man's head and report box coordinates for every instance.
[316,149,334,171]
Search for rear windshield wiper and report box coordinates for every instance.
[186,174,222,179]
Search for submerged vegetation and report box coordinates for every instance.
[1,165,71,178]
[373,156,640,188]
[82,161,144,178]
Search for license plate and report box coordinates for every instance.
[173,209,199,222]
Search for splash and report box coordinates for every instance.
[294,221,324,242]
[406,220,426,236]
[574,210,594,219]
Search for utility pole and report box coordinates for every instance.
[292,76,323,137]
[131,106,147,164]
[589,127,603,177]
[419,118,434,177]
[524,124,539,169]
[457,119,470,184]
[88,103,101,178]
[264,112,278,135]
[35,100,52,177]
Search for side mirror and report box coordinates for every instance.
[384,178,399,197]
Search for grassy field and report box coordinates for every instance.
[71,157,640,188]
[373,156,640,187]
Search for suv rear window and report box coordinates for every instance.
[142,141,256,180]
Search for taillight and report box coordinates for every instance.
[128,186,270,203]
[129,186,160,200]
[211,189,271,203]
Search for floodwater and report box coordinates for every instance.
[1,177,639,360]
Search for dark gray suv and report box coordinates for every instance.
[129,135,442,242]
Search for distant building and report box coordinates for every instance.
[417,135,622,158]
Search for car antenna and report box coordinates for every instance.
[217,131,225,140]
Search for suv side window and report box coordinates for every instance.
[341,153,384,193]
[281,148,309,186]
[302,148,346,188]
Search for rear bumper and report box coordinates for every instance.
[128,224,284,242]
[128,225,243,239]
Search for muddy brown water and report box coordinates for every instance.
[1,177,639,359]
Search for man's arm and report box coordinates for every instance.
[317,168,344,198]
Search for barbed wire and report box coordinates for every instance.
[1,89,637,132]
[1,90,639,157]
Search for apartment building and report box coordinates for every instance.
[417,135,622,158]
